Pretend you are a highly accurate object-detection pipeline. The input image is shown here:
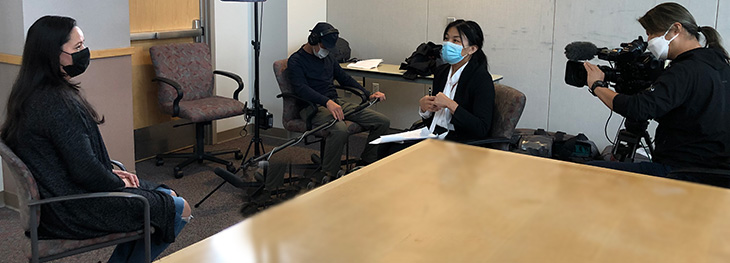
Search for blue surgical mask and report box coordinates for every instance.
[441,41,465,64]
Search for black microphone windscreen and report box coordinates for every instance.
[565,41,598,61]
[214,167,245,188]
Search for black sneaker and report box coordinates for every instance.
[355,160,372,167]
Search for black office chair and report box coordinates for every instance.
[668,167,730,189]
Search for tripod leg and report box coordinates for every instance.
[257,139,266,155]
[242,137,256,161]
[195,180,227,208]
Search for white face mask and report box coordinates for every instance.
[313,45,329,59]
[647,25,678,60]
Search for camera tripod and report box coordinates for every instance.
[612,119,654,162]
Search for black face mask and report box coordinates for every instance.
[62,47,90,77]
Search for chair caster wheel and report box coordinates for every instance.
[227,164,237,173]
[155,158,164,166]
[311,154,321,164]
[336,170,345,179]
[174,167,183,179]
[349,166,363,173]
[306,181,317,190]
[321,176,331,185]
[240,203,259,217]
[235,151,243,160]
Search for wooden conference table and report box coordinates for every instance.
[158,140,730,263]
[340,62,504,85]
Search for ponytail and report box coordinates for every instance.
[699,26,729,61]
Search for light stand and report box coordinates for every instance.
[245,0,267,160]
[197,0,268,208]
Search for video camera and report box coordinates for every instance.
[564,36,664,94]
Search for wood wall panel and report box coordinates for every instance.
[129,0,198,129]
[129,0,199,33]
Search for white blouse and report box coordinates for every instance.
[418,61,469,139]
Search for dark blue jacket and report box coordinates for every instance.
[287,46,370,106]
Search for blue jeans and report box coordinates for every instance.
[108,187,187,263]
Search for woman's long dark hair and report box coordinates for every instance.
[444,19,489,69]
[639,2,729,61]
[1,16,103,145]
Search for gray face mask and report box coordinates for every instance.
[314,45,329,59]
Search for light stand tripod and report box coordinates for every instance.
[612,119,654,162]
[197,0,269,208]
[243,0,268,161]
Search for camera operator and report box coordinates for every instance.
[583,3,730,184]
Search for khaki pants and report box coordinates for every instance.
[300,98,390,175]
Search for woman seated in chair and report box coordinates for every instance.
[378,19,495,158]
[0,16,190,262]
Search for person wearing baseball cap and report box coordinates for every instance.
[287,22,390,177]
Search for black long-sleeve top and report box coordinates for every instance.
[424,59,495,141]
[287,46,370,106]
[10,88,176,242]
[613,48,730,169]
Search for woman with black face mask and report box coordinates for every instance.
[1,16,190,262]
[377,19,495,159]
[583,3,730,187]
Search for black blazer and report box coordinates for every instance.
[423,59,495,142]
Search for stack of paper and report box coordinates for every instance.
[347,59,383,69]
[369,127,437,144]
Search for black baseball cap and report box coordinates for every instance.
[311,22,339,49]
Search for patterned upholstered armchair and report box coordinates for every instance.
[273,59,366,173]
[149,42,245,178]
[0,140,152,263]
[464,83,526,150]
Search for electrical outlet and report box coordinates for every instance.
[447,17,456,24]
[372,82,380,93]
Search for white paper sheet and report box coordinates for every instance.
[347,59,383,69]
[369,127,437,144]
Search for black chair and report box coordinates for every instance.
[668,167,730,189]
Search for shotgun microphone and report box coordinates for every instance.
[564,41,600,61]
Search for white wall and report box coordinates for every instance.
[0,0,24,55]
[259,0,289,130]
[328,0,726,150]
[22,0,130,50]
[212,1,253,132]
[212,0,310,131]
[287,0,328,55]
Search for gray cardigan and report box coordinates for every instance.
[10,89,176,243]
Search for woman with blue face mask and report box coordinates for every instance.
[378,20,495,158]
[583,3,730,187]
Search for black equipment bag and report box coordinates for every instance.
[399,42,443,80]
[512,129,600,163]
[333,37,352,63]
